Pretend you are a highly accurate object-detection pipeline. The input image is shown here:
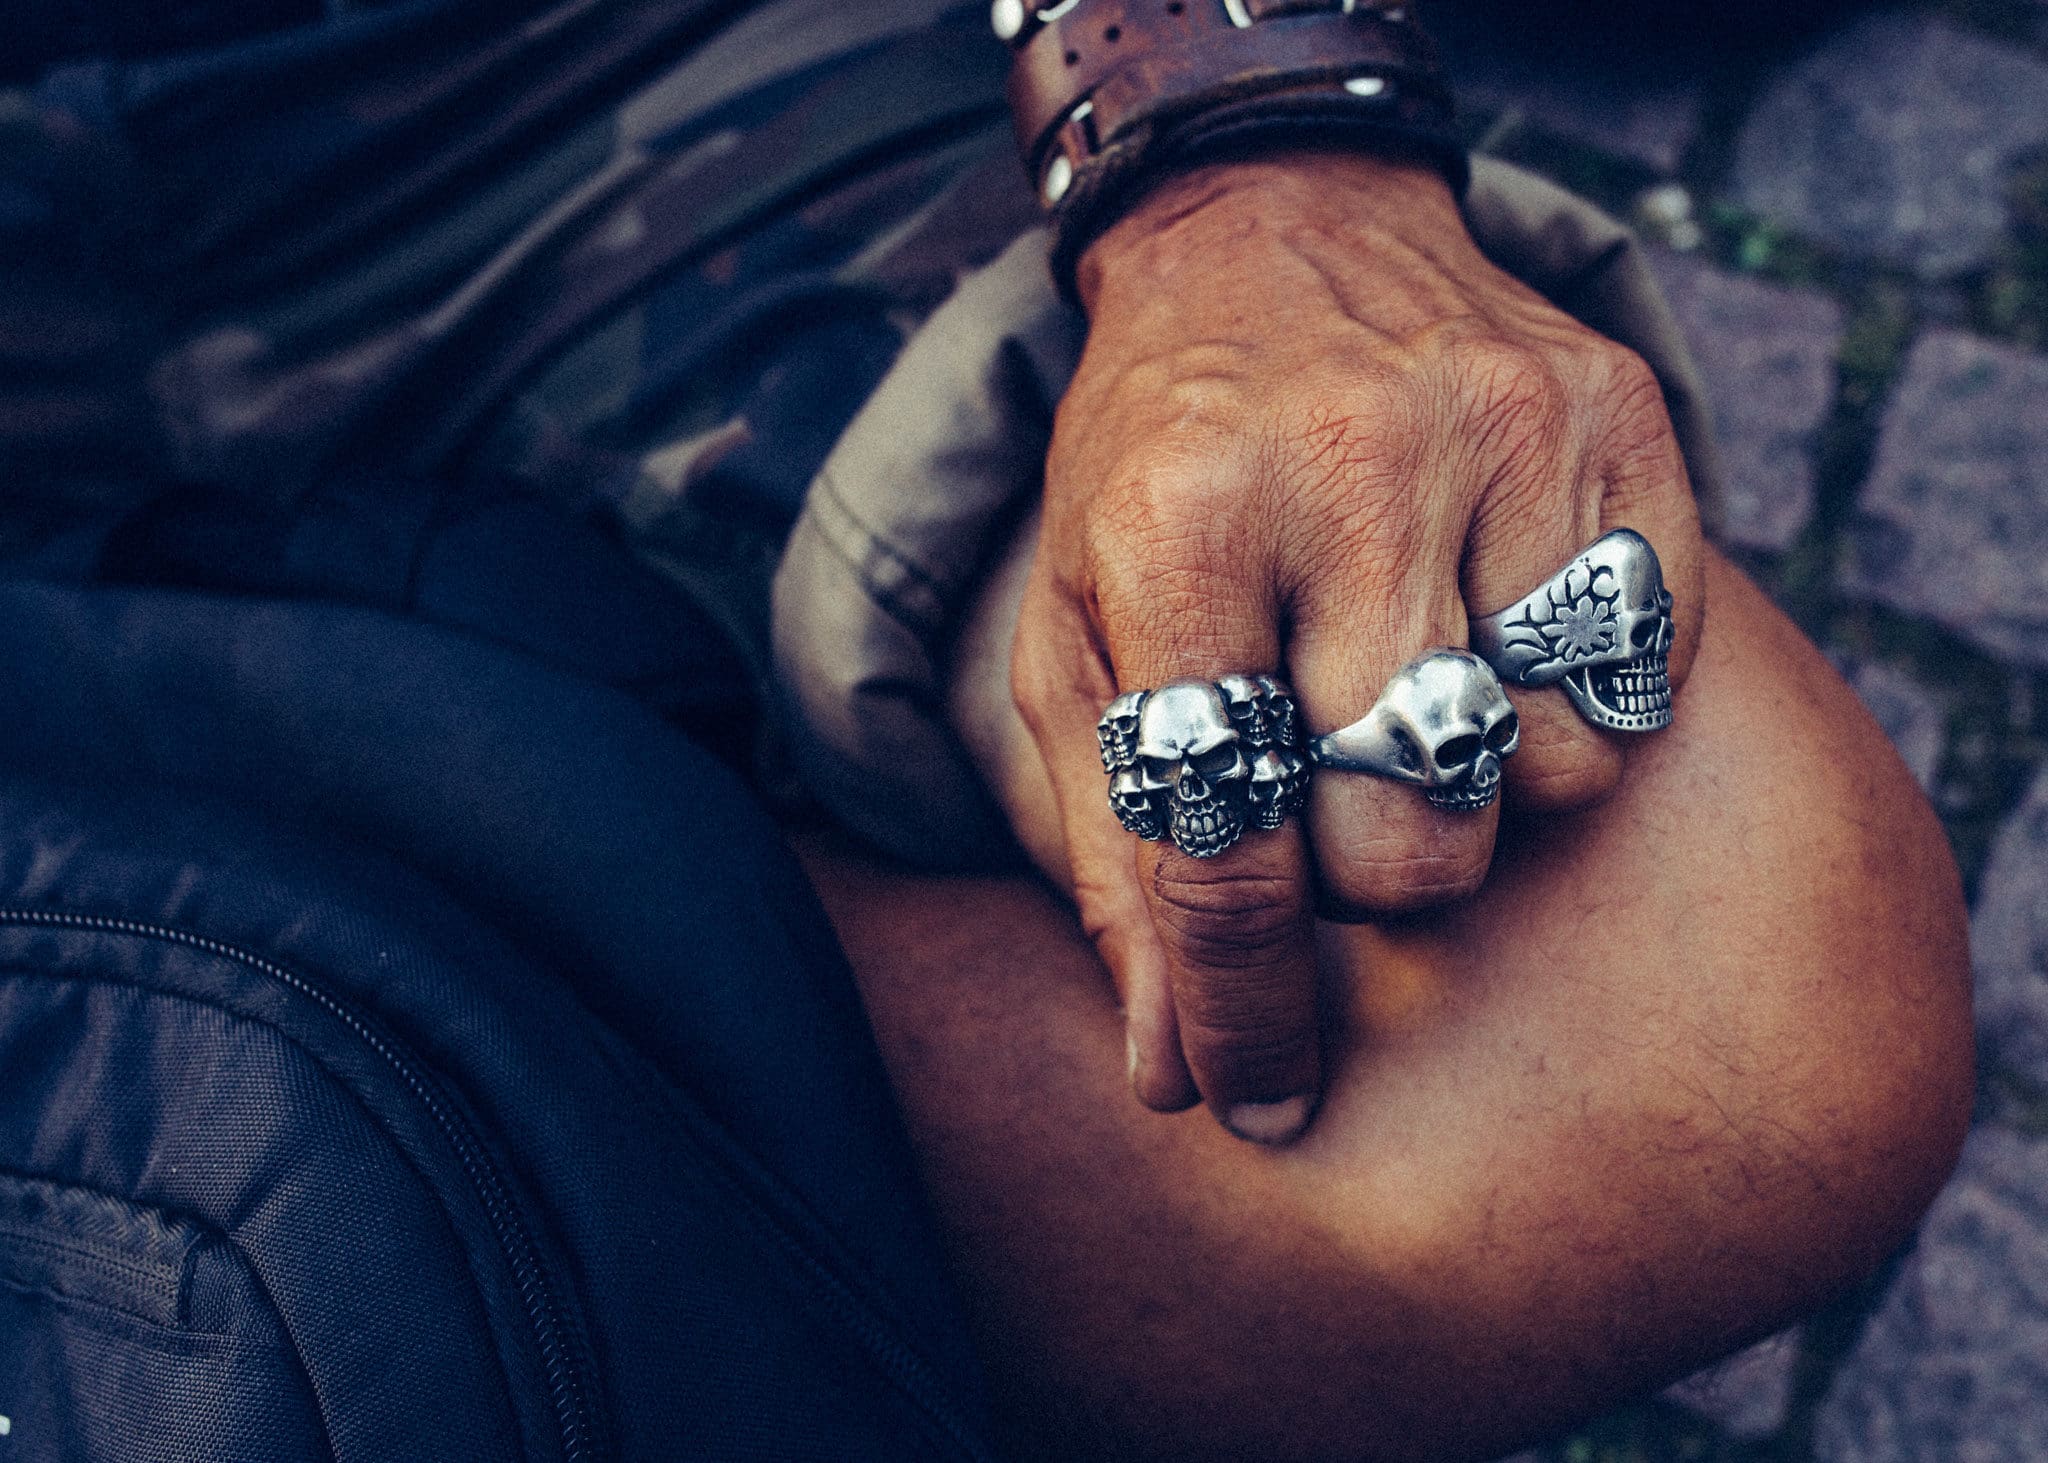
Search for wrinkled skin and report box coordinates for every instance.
[1010,151,1706,1139]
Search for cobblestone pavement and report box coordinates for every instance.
[1432,2,2048,1459]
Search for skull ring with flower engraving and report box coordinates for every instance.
[1469,528,1675,733]
[1307,649,1521,811]
[1097,674,1310,858]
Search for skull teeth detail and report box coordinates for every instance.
[1567,654,1672,732]
[1172,803,1246,858]
[1110,793,1166,841]
[1425,782,1500,812]
[1109,678,1308,855]
[1248,794,1297,831]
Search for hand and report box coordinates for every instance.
[1010,149,1705,1141]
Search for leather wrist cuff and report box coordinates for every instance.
[994,0,1464,300]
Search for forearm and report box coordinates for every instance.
[798,551,1970,1461]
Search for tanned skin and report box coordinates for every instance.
[796,543,1970,1462]
[1008,152,1707,1140]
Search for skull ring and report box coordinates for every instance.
[1469,528,1675,733]
[1097,675,1310,858]
[1307,649,1520,811]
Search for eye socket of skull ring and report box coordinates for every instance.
[1436,733,1482,767]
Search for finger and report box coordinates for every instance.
[1459,352,1617,812]
[1285,435,1501,921]
[1464,342,1704,810]
[1143,829,1316,1143]
[1595,367,1706,692]
[1012,567,1200,1112]
[1093,543,1320,1143]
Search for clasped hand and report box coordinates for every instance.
[1011,150,1706,1142]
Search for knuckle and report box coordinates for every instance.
[1324,846,1489,916]
[1587,340,1666,422]
[1085,472,1272,664]
[1284,376,1417,493]
[1094,456,1195,531]
[1178,1000,1312,1083]
[1294,408,1386,494]
[1150,364,1254,440]
[1453,338,1572,465]
[1507,735,1625,809]
[1583,343,1688,494]
[1148,863,1304,972]
[1279,397,1429,582]
[1090,456,1245,582]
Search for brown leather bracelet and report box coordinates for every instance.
[993,0,1463,297]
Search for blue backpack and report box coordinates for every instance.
[0,581,998,1461]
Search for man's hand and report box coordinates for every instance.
[1010,150,1705,1140]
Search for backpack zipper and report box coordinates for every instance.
[0,908,604,1461]
[0,906,998,1462]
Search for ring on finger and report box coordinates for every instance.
[1469,527,1676,733]
[1096,675,1310,858]
[1306,649,1519,812]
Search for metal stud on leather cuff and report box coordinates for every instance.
[992,0,1460,293]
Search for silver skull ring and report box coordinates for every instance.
[1097,674,1310,858]
[1307,649,1520,812]
[1469,528,1675,733]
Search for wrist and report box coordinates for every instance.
[996,0,1461,303]
[1077,149,1460,314]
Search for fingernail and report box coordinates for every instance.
[1223,1095,1313,1146]
[1126,1032,1140,1083]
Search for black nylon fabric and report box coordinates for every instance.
[0,581,997,1461]
[0,1164,332,1462]
[0,0,1023,1452]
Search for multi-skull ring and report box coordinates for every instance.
[1096,674,1310,859]
[1094,650,1523,856]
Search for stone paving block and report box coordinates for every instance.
[1454,51,1700,173]
[1832,657,1948,792]
[1840,330,2048,664]
[1729,16,2048,277]
[1972,765,2048,1090]
[1649,250,1842,551]
[1815,1126,2048,1461]
[1664,1328,1802,1440]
